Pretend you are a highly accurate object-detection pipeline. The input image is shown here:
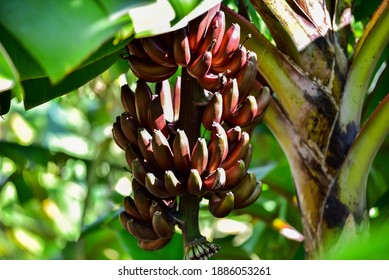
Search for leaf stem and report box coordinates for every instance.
[339,0,389,131]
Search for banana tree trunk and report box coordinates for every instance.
[224,0,389,258]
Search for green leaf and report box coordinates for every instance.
[22,53,119,110]
[0,0,131,83]
[0,141,53,167]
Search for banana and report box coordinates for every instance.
[119,211,132,230]
[123,196,144,221]
[112,118,129,150]
[132,180,154,221]
[206,132,228,173]
[220,78,239,120]
[126,39,148,59]
[157,79,174,123]
[244,144,253,172]
[187,51,212,79]
[226,126,242,144]
[212,23,241,66]
[145,172,170,198]
[202,167,226,191]
[125,144,139,169]
[120,112,139,145]
[131,159,147,186]
[227,95,258,127]
[127,217,159,241]
[187,169,203,195]
[137,128,158,169]
[236,51,257,103]
[234,180,262,209]
[231,172,257,207]
[223,159,246,190]
[254,86,271,119]
[152,211,175,239]
[191,138,208,174]
[173,27,191,66]
[164,170,185,196]
[135,79,153,128]
[173,129,191,173]
[197,11,226,55]
[201,92,223,130]
[187,13,208,53]
[141,36,176,67]
[128,55,178,82]
[173,76,181,123]
[138,237,172,251]
[211,45,247,78]
[208,191,234,218]
[148,95,168,137]
[196,72,227,92]
[152,129,175,171]
[121,84,137,118]
[221,131,250,170]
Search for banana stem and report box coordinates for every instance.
[178,194,203,244]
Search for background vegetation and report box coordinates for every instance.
[0,0,388,259]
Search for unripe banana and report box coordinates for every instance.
[187,169,203,195]
[208,191,234,218]
[197,11,226,55]
[120,112,139,145]
[152,129,175,171]
[236,51,257,103]
[206,123,228,173]
[254,86,271,119]
[173,129,191,173]
[157,79,174,123]
[123,196,144,221]
[202,92,223,130]
[132,180,154,221]
[220,78,239,120]
[231,172,257,207]
[112,118,129,150]
[148,95,168,137]
[138,237,172,251]
[187,50,212,79]
[221,131,250,170]
[135,79,153,128]
[152,211,175,239]
[127,39,148,59]
[131,158,147,187]
[212,23,241,66]
[234,180,262,209]
[145,172,170,198]
[125,144,139,168]
[191,138,208,174]
[164,170,185,196]
[127,217,159,241]
[121,84,137,118]
[202,167,226,191]
[211,45,247,78]
[128,55,178,82]
[226,126,242,144]
[197,72,227,92]
[141,36,176,67]
[227,95,258,127]
[137,128,158,169]
[223,159,246,190]
[173,27,191,66]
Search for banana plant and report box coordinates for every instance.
[0,0,388,259]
